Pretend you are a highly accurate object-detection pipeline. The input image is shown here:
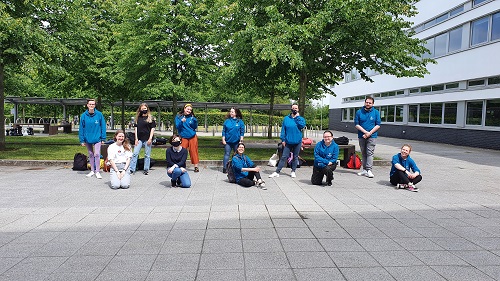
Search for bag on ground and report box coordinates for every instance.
[136,158,156,170]
[346,153,362,169]
[268,153,279,167]
[226,160,236,183]
[152,138,167,145]
[72,153,88,171]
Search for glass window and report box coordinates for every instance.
[409,105,418,122]
[488,76,500,85]
[471,17,489,46]
[473,0,488,6]
[422,39,434,58]
[444,103,457,124]
[395,106,404,122]
[446,82,459,89]
[450,5,464,17]
[387,106,395,122]
[435,14,448,24]
[342,109,348,121]
[419,103,430,124]
[485,99,500,127]
[432,84,444,91]
[409,88,420,94]
[379,106,388,122]
[424,19,436,29]
[448,27,462,52]
[421,86,432,93]
[414,25,423,33]
[469,79,485,87]
[466,101,483,125]
[430,103,442,124]
[396,91,404,96]
[492,12,500,41]
[434,33,448,57]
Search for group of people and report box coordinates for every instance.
[78,98,422,192]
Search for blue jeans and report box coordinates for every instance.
[130,140,152,172]
[276,143,302,173]
[223,142,239,169]
[167,167,191,188]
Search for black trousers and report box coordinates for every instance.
[311,164,337,185]
[237,171,262,187]
[390,170,422,186]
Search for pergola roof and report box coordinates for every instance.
[4,97,295,110]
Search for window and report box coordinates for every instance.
[492,12,500,41]
[434,33,448,57]
[342,108,349,121]
[469,79,485,87]
[466,101,483,125]
[430,103,442,124]
[435,14,448,24]
[387,106,395,122]
[432,84,444,91]
[409,88,420,94]
[485,99,500,127]
[444,103,457,124]
[395,106,404,122]
[419,103,430,124]
[488,76,500,85]
[421,86,432,93]
[422,39,434,58]
[379,106,388,122]
[473,0,488,6]
[449,5,464,17]
[396,91,404,96]
[446,82,459,89]
[471,17,489,46]
[409,105,418,122]
[448,27,462,52]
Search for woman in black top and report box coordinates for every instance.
[129,103,156,175]
[166,134,191,188]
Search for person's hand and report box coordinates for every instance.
[81,143,86,146]
[181,168,187,173]
[182,117,186,122]
[168,167,174,174]
[282,141,286,147]
[222,139,226,145]
[328,162,332,166]
[147,139,152,145]
[117,170,124,179]
[135,139,138,146]
[253,166,261,172]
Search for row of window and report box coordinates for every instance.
[342,75,500,103]
[342,99,500,127]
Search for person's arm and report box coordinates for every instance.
[134,126,139,146]
[314,144,327,168]
[295,116,306,130]
[147,125,155,145]
[100,114,107,143]
[239,120,245,142]
[221,120,227,145]
[191,116,198,130]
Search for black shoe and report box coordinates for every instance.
[326,181,332,186]
[194,167,200,173]
[176,179,182,187]
[143,170,148,175]
[222,168,227,174]
[171,179,177,187]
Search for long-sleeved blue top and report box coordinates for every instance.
[222,118,245,144]
[231,153,255,182]
[280,114,306,145]
[390,153,421,177]
[354,106,381,138]
[313,140,339,168]
[78,109,107,144]
[175,114,198,139]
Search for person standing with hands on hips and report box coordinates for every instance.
[269,103,306,178]
[129,103,156,175]
[354,97,381,178]
[222,107,245,173]
[79,99,107,179]
[175,104,200,172]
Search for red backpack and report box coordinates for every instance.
[346,153,361,169]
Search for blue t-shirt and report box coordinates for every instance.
[354,106,381,138]
[390,153,421,177]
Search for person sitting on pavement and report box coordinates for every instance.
[107,130,133,189]
[232,143,266,189]
[311,130,339,186]
[166,134,191,188]
[390,144,422,192]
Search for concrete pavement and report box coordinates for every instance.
[0,131,500,281]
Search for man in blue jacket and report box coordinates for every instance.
[79,99,107,179]
[269,103,306,178]
[311,131,339,186]
[354,97,381,178]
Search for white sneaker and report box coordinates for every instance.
[257,179,267,190]
[95,172,103,179]
[290,172,296,178]
[86,171,95,178]
[357,170,368,176]
[366,170,374,178]
[269,172,279,178]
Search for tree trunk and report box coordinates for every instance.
[172,89,178,135]
[267,92,275,139]
[0,62,5,150]
[121,97,125,131]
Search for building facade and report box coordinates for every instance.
[329,0,500,150]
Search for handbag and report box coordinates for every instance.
[268,153,279,167]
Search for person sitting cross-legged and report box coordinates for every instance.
[390,144,422,192]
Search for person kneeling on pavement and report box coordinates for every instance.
[311,130,339,186]
[390,144,422,192]
[232,143,266,189]
[166,134,191,188]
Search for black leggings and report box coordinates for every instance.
[390,170,422,186]
[311,164,337,185]
[237,171,262,187]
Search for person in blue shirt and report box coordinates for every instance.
[166,134,191,188]
[354,97,381,178]
[390,144,422,192]
[175,104,200,172]
[222,107,245,173]
[79,99,107,179]
[232,143,266,189]
[311,131,339,186]
[269,103,306,179]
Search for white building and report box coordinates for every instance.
[329,0,500,150]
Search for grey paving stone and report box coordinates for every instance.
[196,269,245,281]
[477,265,500,280]
[370,250,424,267]
[241,228,278,240]
[105,254,157,271]
[202,239,243,253]
[410,250,469,266]
[45,271,101,281]
[199,253,244,269]
[329,251,380,268]
[355,238,405,252]
[429,237,483,251]
[167,229,206,240]
[272,218,308,228]
[431,265,496,281]
[293,268,346,281]
[152,254,200,271]
[246,268,295,281]
[55,255,113,273]
[145,270,196,281]
[160,239,204,254]
[275,228,315,239]
[242,239,284,253]
[281,238,324,252]
[240,219,274,229]
[384,266,446,281]
[309,227,351,239]
[339,267,396,281]
[204,228,241,240]
[319,238,364,252]
[244,252,290,269]
[95,269,149,281]
[452,250,500,267]
[287,251,336,268]
[393,237,443,251]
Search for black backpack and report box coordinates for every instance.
[226,160,236,183]
[72,153,88,171]
[334,136,349,145]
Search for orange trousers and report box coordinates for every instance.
[181,135,199,165]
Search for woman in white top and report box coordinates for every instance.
[107,130,133,189]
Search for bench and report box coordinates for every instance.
[12,123,72,134]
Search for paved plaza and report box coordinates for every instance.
[0,131,500,281]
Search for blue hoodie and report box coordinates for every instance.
[280,114,306,145]
[175,114,198,139]
[390,153,421,177]
[222,118,245,144]
[354,106,381,138]
[231,153,255,182]
[79,109,106,144]
[313,140,339,168]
